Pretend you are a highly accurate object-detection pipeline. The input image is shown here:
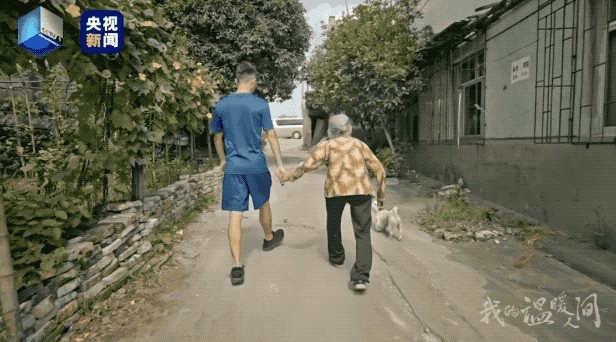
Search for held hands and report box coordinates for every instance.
[219,160,226,172]
[276,165,290,184]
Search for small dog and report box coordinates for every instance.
[371,199,402,241]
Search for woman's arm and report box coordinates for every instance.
[284,141,328,182]
[362,143,386,203]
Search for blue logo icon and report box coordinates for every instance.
[80,10,124,54]
[18,7,63,57]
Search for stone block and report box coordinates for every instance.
[101,257,119,277]
[57,300,79,320]
[20,299,33,313]
[32,296,54,319]
[120,254,141,269]
[63,312,81,329]
[21,314,35,330]
[84,224,116,244]
[81,282,106,300]
[66,241,94,261]
[81,273,102,292]
[18,284,44,303]
[57,278,81,298]
[26,320,53,342]
[85,254,114,280]
[138,241,152,255]
[102,238,123,256]
[145,218,159,231]
[82,249,102,269]
[142,195,161,203]
[56,261,76,275]
[55,266,79,286]
[118,224,137,240]
[131,234,142,243]
[153,188,173,199]
[102,267,128,287]
[105,200,142,213]
[117,244,139,262]
[98,213,137,228]
[55,291,77,309]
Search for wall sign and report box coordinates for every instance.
[511,56,531,84]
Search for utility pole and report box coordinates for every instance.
[0,200,23,341]
[345,0,350,17]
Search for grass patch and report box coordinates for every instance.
[509,220,552,247]
[508,220,552,268]
[418,186,499,234]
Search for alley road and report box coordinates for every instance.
[122,139,616,342]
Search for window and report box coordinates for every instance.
[457,51,485,136]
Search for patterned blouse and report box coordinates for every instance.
[285,136,385,200]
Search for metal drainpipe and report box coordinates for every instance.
[0,200,23,341]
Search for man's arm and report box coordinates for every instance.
[266,129,284,171]
[214,132,226,171]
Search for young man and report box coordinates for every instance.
[211,62,285,286]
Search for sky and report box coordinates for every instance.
[268,0,494,118]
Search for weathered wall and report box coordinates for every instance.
[484,0,537,139]
[405,142,616,249]
[0,167,222,342]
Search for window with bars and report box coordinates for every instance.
[458,52,485,136]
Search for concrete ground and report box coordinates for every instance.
[117,139,616,342]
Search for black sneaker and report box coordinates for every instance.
[352,279,367,291]
[262,229,284,251]
[230,265,244,285]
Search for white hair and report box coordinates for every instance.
[328,114,352,139]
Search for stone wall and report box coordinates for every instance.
[0,167,222,342]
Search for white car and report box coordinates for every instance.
[273,117,303,139]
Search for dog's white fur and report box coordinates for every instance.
[371,199,402,241]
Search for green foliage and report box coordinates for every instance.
[2,190,92,289]
[0,0,218,290]
[375,147,401,175]
[145,158,216,193]
[161,0,311,101]
[307,0,424,133]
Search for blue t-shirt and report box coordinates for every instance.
[210,93,274,174]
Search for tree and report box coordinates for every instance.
[160,0,311,102]
[306,0,425,152]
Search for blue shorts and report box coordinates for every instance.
[222,171,272,212]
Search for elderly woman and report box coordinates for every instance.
[280,114,385,291]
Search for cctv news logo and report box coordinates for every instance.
[17,7,124,57]
[18,7,63,57]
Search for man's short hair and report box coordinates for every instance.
[236,62,257,83]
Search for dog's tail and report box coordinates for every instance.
[392,206,398,215]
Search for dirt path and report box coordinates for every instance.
[60,139,616,342]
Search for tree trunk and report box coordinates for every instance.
[207,123,213,160]
[131,162,145,201]
[0,201,24,342]
[190,131,195,163]
[381,120,396,154]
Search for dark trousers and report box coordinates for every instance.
[325,195,373,282]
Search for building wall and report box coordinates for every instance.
[411,0,616,248]
[406,142,616,248]
[485,0,537,139]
